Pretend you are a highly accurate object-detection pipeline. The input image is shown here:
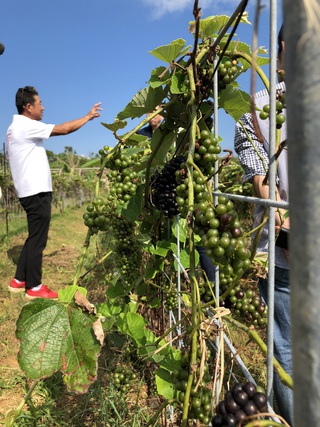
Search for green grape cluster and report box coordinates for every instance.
[109,214,143,287]
[212,381,268,426]
[83,197,111,235]
[194,195,251,277]
[193,129,221,172]
[99,146,140,204]
[172,350,213,425]
[259,92,286,129]
[164,283,179,311]
[175,129,221,217]
[218,59,242,91]
[113,366,137,394]
[83,199,143,287]
[198,278,215,304]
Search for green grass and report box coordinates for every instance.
[0,215,27,243]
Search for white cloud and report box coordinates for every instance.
[141,0,248,20]
[140,0,192,19]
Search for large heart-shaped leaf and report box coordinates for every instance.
[16,299,101,393]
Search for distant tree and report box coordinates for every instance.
[53,146,81,174]
[46,149,56,163]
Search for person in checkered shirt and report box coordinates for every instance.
[234,26,293,426]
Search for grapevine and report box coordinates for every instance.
[76,7,274,425]
[15,4,292,427]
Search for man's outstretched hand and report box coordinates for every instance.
[87,102,103,120]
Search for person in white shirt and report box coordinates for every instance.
[7,86,102,300]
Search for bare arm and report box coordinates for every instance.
[252,175,290,229]
[50,102,102,136]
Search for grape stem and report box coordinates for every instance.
[225,315,293,388]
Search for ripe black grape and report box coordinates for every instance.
[212,382,268,426]
[150,155,187,217]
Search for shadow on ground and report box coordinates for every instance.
[7,245,23,265]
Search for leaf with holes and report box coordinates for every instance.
[16,298,101,393]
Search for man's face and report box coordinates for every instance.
[147,112,163,129]
[26,95,44,120]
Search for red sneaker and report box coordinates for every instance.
[25,285,58,301]
[8,278,26,293]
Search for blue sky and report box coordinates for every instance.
[0,0,281,157]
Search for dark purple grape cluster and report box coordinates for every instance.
[198,66,213,100]
[226,286,267,328]
[212,381,268,427]
[150,155,187,217]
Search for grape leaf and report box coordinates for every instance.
[116,312,181,370]
[171,218,188,243]
[149,66,171,88]
[219,85,251,122]
[116,86,167,120]
[170,71,189,94]
[149,38,191,63]
[190,15,251,40]
[58,284,87,304]
[174,248,199,271]
[150,128,176,165]
[16,299,101,393]
[146,240,172,257]
[156,368,175,399]
[101,120,127,132]
[80,157,100,168]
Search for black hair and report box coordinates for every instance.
[278,25,284,56]
[15,86,38,114]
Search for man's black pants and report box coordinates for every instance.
[15,192,52,290]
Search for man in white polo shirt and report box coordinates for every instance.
[7,86,102,300]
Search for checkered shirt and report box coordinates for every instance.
[234,112,269,184]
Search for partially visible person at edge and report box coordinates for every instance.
[7,86,102,300]
[234,26,293,425]
[136,109,163,138]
